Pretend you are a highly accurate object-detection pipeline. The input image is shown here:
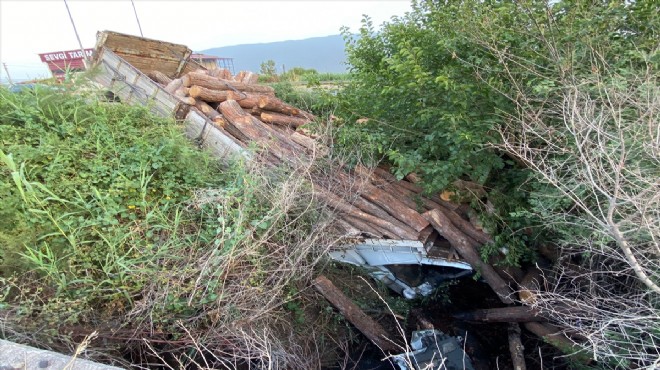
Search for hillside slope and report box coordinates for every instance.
[200,34,348,73]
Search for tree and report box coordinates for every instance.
[338,0,660,366]
[259,59,277,81]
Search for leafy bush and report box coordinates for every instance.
[334,0,659,366]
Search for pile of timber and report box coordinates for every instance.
[146,67,584,367]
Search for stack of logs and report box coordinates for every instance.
[146,67,582,369]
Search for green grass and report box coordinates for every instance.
[0,83,339,367]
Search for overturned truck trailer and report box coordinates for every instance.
[89,30,493,370]
[89,30,486,300]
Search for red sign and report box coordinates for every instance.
[38,48,94,63]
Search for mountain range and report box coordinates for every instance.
[200,34,349,74]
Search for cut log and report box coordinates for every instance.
[423,209,514,304]
[209,68,232,80]
[405,172,422,184]
[508,323,527,370]
[245,107,264,117]
[233,71,246,83]
[290,132,329,157]
[341,215,389,239]
[189,85,233,102]
[260,112,310,129]
[334,218,365,238]
[235,95,261,109]
[195,100,224,124]
[173,86,195,105]
[518,267,544,305]
[314,185,418,240]
[164,78,183,94]
[217,99,277,147]
[334,170,429,233]
[370,168,492,246]
[353,165,423,212]
[218,100,306,162]
[453,306,546,323]
[147,70,172,85]
[257,96,300,116]
[241,71,259,85]
[347,193,420,239]
[183,71,275,94]
[313,275,400,352]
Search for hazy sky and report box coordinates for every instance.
[0,0,411,82]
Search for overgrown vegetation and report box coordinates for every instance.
[330,0,659,367]
[0,84,343,367]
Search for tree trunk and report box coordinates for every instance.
[313,276,400,353]
[260,112,310,128]
[423,209,515,304]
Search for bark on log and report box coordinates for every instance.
[335,218,364,238]
[189,85,234,102]
[347,192,420,239]
[246,107,264,117]
[523,322,589,362]
[174,86,195,105]
[209,68,232,80]
[233,71,246,83]
[164,78,183,94]
[235,95,261,109]
[218,100,306,163]
[508,323,527,370]
[518,267,544,305]
[423,209,514,304]
[147,70,172,85]
[353,165,423,212]
[257,96,300,116]
[195,100,225,124]
[359,186,429,233]
[314,186,418,240]
[341,215,389,239]
[241,71,259,85]
[335,171,429,233]
[183,71,275,94]
[453,306,546,323]
[260,112,310,129]
[370,169,491,243]
[313,275,400,352]
[290,132,329,157]
[217,100,283,155]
